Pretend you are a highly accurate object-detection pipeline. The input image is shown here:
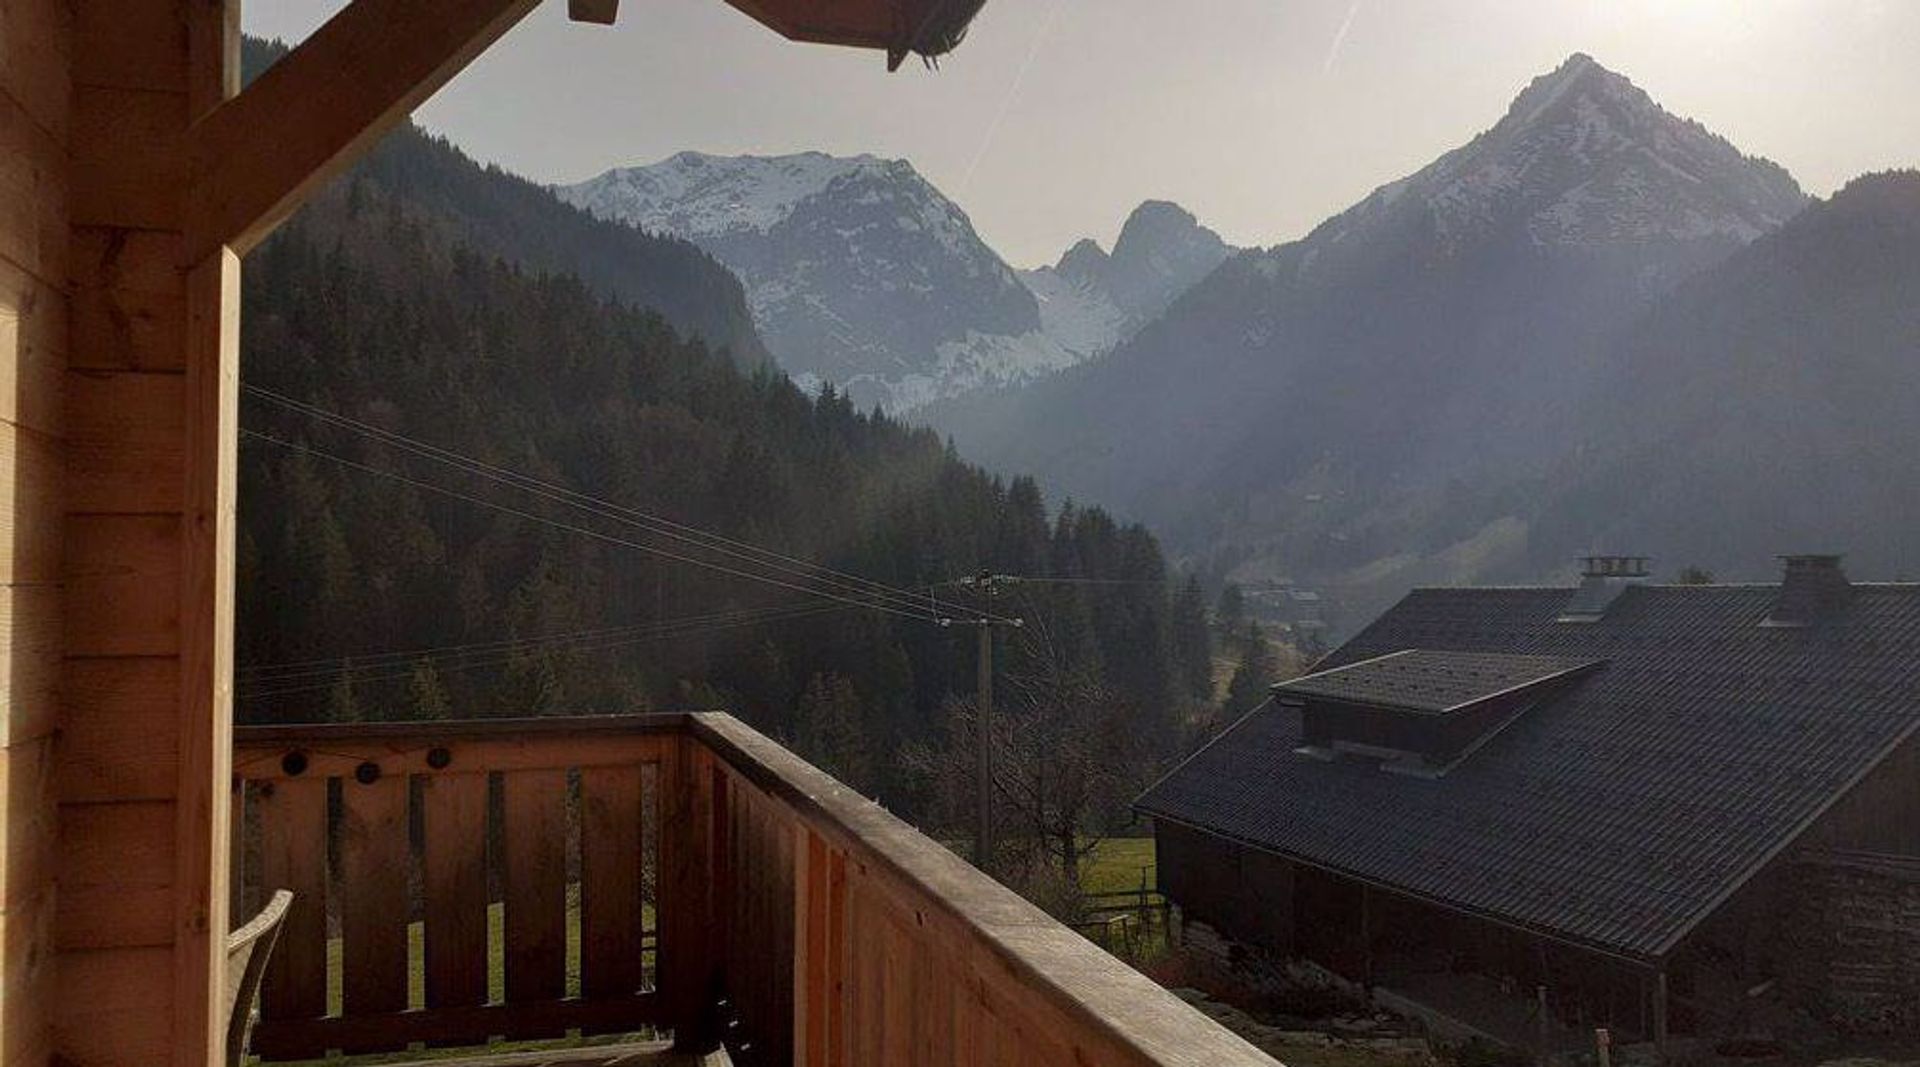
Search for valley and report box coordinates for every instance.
[560,53,1919,635]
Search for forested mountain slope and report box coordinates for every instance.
[243,38,767,368]
[235,49,1210,809]
[927,54,1815,619]
[1532,170,1920,577]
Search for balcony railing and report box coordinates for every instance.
[231,712,1277,1065]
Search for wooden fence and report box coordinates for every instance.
[232,713,1278,1066]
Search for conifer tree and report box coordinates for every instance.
[1223,621,1279,715]
[407,659,452,720]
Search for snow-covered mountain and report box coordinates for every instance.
[558,153,1232,411]
[928,53,1813,623]
[1308,52,1803,263]
[1019,200,1234,360]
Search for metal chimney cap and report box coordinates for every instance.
[1579,556,1651,579]
[1778,554,1845,568]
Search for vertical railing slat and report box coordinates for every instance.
[229,778,246,929]
[798,830,826,1067]
[580,764,644,1003]
[421,772,489,1037]
[339,771,409,1048]
[502,767,569,1025]
[827,848,847,1067]
[659,738,716,1044]
[257,776,328,1031]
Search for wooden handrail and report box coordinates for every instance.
[232,713,1278,1066]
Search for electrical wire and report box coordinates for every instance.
[238,600,852,702]
[242,385,1010,623]
[237,599,845,685]
[240,427,951,626]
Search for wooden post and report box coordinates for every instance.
[1595,1026,1612,1067]
[661,736,718,1051]
[1536,985,1551,1067]
[1652,970,1669,1064]
[975,621,993,868]
[1359,885,1372,987]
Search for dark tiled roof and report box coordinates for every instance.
[1137,583,1920,960]
[1276,649,1602,715]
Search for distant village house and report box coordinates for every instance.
[1140,555,1920,1049]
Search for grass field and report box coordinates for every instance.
[1080,836,1156,897]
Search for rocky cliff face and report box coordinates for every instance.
[561,154,1235,411]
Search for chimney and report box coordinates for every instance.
[1558,555,1650,623]
[1763,554,1853,627]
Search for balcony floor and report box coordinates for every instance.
[422,1040,718,1066]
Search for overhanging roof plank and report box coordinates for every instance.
[185,0,541,264]
[721,0,986,68]
[569,0,620,25]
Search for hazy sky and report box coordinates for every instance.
[247,1,1919,267]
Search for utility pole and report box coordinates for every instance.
[941,572,1023,871]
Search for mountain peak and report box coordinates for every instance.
[1500,52,1653,134]
[1311,55,1806,254]
[1055,237,1110,280]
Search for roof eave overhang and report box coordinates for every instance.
[721,0,986,69]
[1136,807,1668,970]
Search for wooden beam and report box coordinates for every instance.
[568,0,618,25]
[182,0,540,264]
[174,245,238,1067]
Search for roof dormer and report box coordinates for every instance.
[1276,649,1604,776]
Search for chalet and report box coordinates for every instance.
[1140,555,1920,1047]
[0,1,1274,1064]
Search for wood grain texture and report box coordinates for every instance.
[502,768,568,1019]
[255,776,327,1025]
[1,882,56,1064]
[339,774,408,1038]
[63,514,181,656]
[0,6,65,1062]
[0,252,68,437]
[71,0,187,94]
[580,764,644,1001]
[0,419,60,576]
[65,370,184,513]
[185,0,540,260]
[0,735,55,907]
[0,582,58,754]
[0,87,68,282]
[233,731,670,781]
[174,242,237,1067]
[67,226,188,372]
[656,737,715,1040]
[250,993,666,1060]
[68,85,187,231]
[421,772,489,1020]
[0,0,74,140]
[59,800,175,888]
[58,657,179,803]
[53,945,173,1067]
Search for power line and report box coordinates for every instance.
[941,574,1173,589]
[240,428,948,626]
[242,386,1008,623]
[238,599,844,684]
[238,600,852,701]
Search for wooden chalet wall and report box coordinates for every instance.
[1,0,71,1061]
[1,2,992,1064]
[57,2,240,1064]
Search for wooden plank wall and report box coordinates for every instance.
[231,729,671,1060]
[0,0,71,1061]
[696,715,1280,1067]
[56,1,238,1064]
